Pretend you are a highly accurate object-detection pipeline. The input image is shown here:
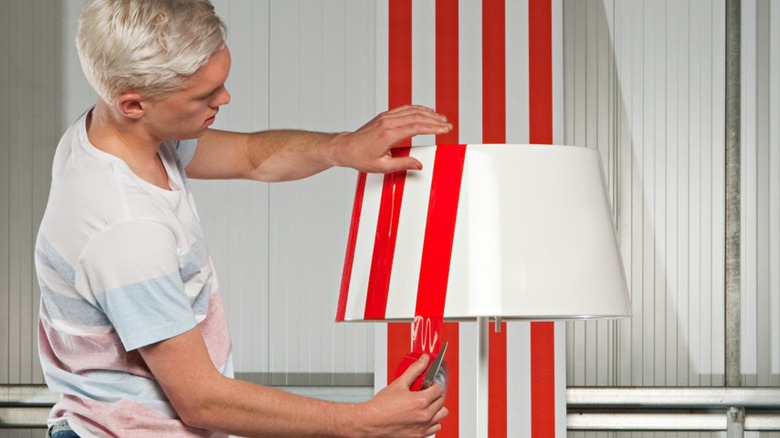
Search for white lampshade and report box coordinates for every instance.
[337,144,630,322]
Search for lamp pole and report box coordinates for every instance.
[475,316,490,438]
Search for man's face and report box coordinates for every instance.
[143,44,232,140]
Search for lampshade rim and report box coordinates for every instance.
[336,314,632,323]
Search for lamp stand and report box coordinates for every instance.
[476,316,489,438]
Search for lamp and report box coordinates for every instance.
[336,144,631,436]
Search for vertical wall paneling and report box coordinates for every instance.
[203,0,273,378]
[1,0,11,384]
[564,0,727,389]
[1,0,63,386]
[741,0,759,382]
[741,0,780,387]
[265,0,373,382]
[7,0,31,387]
[193,1,375,382]
[337,0,376,379]
[771,0,780,378]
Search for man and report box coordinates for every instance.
[35,0,451,436]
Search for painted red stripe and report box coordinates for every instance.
[387,322,412,386]
[389,0,413,123]
[364,149,411,319]
[529,0,557,434]
[528,0,554,144]
[336,172,367,321]
[531,322,556,437]
[384,3,421,425]
[482,1,509,434]
[440,322,460,437]
[436,0,459,145]
[433,2,461,435]
[482,0,506,144]
[489,321,507,438]
[414,145,466,319]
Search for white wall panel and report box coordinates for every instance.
[741,0,780,387]
[564,0,727,388]
[193,0,376,379]
[0,0,68,386]
[191,0,273,381]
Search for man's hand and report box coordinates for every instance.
[355,353,449,438]
[330,105,453,174]
[190,105,451,182]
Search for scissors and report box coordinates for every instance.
[421,342,448,389]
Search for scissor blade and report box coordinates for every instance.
[422,342,448,389]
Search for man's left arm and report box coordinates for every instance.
[185,105,452,181]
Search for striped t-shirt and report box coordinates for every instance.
[35,110,233,437]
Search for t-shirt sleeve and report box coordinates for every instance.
[174,139,198,169]
[78,220,197,351]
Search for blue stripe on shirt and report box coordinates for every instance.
[96,273,197,351]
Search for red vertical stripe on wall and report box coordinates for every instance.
[528,0,553,144]
[385,0,414,397]
[482,0,509,435]
[529,0,556,435]
[389,0,413,121]
[434,1,461,434]
[482,0,506,144]
[387,322,411,386]
[531,322,556,437]
[489,322,507,438]
[436,0,459,145]
[441,322,460,435]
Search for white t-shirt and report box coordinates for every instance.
[35,110,233,437]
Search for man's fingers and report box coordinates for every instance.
[376,156,422,173]
[381,105,450,124]
[397,353,430,388]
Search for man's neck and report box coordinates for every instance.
[87,101,171,190]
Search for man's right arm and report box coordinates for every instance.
[139,326,448,437]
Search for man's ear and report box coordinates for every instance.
[116,92,145,119]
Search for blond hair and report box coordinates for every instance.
[76,0,227,105]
